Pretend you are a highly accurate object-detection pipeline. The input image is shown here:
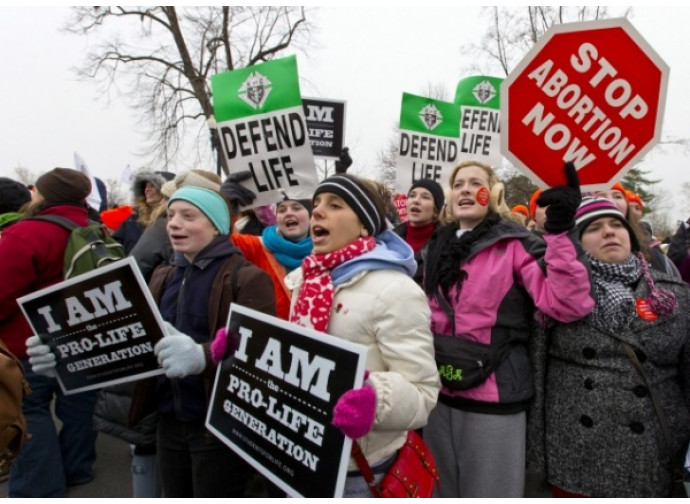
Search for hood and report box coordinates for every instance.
[331,230,417,286]
[133,171,174,199]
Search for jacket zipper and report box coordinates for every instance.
[172,265,194,418]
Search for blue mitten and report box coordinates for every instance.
[26,335,57,377]
[154,322,206,378]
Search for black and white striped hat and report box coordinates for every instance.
[313,175,384,236]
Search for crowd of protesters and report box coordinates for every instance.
[1,153,690,499]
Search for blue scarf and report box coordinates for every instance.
[261,225,313,272]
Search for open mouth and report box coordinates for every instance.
[409,207,421,215]
[311,225,329,239]
[457,199,475,208]
[284,218,299,230]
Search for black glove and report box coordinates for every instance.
[536,162,582,233]
[334,147,352,174]
[220,170,256,207]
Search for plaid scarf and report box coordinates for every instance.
[290,236,376,332]
[588,252,677,332]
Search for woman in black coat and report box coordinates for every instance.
[528,197,690,497]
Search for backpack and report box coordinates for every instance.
[31,215,126,278]
[0,338,30,469]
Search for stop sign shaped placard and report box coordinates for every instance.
[500,18,669,191]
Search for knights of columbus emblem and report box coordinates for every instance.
[239,71,272,109]
[472,80,497,105]
[419,104,442,131]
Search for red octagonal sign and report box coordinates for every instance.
[500,18,669,191]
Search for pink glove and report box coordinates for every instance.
[332,384,376,439]
[210,327,239,364]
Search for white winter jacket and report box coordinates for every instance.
[285,266,440,468]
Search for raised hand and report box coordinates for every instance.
[536,162,582,233]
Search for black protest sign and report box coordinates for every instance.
[302,97,346,158]
[206,304,367,498]
[17,257,165,394]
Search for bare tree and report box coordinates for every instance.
[377,82,450,191]
[65,7,312,175]
[377,121,401,191]
[104,178,129,207]
[462,6,631,77]
[645,186,676,239]
[13,166,37,185]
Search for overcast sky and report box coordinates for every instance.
[1,5,689,221]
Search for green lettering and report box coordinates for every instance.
[438,364,464,382]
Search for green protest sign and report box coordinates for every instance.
[396,92,461,194]
[211,55,318,208]
[454,76,504,169]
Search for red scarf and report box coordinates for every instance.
[405,221,435,253]
[290,236,376,332]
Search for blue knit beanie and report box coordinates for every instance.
[168,186,230,235]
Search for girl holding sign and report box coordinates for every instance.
[142,186,275,498]
[17,185,276,499]
[29,186,276,498]
[422,161,593,498]
[285,173,441,497]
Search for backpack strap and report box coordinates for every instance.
[29,215,106,232]
[28,214,78,231]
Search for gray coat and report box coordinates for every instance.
[130,214,171,282]
[528,271,690,497]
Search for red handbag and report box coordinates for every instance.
[351,431,439,497]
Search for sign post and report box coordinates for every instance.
[500,18,669,191]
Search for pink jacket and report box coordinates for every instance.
[428,220,594,411]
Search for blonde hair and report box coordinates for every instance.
[449,161,523,225]
[438,187,455,226]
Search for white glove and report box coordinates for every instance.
[154,322,206,379]
[26,335,57,378]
